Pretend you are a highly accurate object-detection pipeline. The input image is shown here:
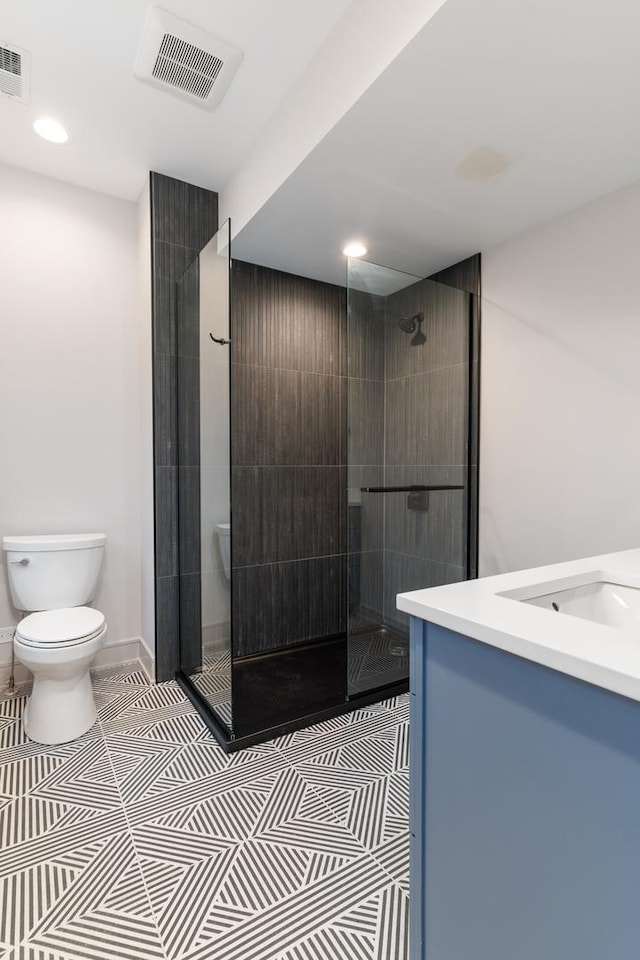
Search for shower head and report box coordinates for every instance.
[399,313,425,345]
[399,315,417,334]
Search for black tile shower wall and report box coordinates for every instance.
[232,466,346,567]
[383,364,469,468]
[233,261,346,375]
[152,174,218,250]
[150,172,218,681]
[429,253,481,298]
[383,279,469,382]
[232,365,344,466]
[231,261,347,658]
[347,288,386,624]
[232,557,347,656]
[348,288,385,381]
[429,254,481,577]
[382,255,480,629]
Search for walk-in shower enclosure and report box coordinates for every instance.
[175,232,480,749]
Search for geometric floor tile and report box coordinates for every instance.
[348,629,409,696]
[0,669,410,960]
[189,654,232,733]
[277,878,409,960]
[370,832,410,896]
[2,831,165,960]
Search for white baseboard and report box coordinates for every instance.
[139,637,155,683]
[0,659,31,688]
[94,638,142,669]
[0,636,147,689]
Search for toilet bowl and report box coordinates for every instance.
[15,607,107,744]
[2,533,107,745]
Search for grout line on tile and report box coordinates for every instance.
[97,697,170,960]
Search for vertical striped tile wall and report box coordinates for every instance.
[347,289,386,623]
[382,256,481,629]
[429,254,481,577]
[230,261,347,658]
[150,172,218,681]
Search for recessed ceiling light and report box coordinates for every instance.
[33,117,69,144]
[342,241,367,258]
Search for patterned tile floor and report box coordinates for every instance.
[190,653,232,730]
[348,631,409,694]
[0,665,409,960]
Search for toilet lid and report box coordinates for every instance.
[17,607,105,646]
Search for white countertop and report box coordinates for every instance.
[397,548,640,703]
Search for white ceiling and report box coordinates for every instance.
[2,0,640,281]
[233,0,640,283]
[0,0,353,199]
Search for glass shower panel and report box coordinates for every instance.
[177,220,232,732]
[347,257,471,695]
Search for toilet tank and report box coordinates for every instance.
[2,533,106,611]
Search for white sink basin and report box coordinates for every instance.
[500,573,640,631]
[398,549,640,704]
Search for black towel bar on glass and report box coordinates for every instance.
[359,485,464,493]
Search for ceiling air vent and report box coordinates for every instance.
[134,7,242,111]
[0,40,30,104]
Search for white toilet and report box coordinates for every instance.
[2,533,107,745]
[216,522,231,579]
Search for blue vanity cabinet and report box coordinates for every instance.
[409,617,640,960]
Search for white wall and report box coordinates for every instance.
[480,178,640,576]
[136,181,155,678]
[0,163,142,661]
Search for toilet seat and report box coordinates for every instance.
[17,607,106,648]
